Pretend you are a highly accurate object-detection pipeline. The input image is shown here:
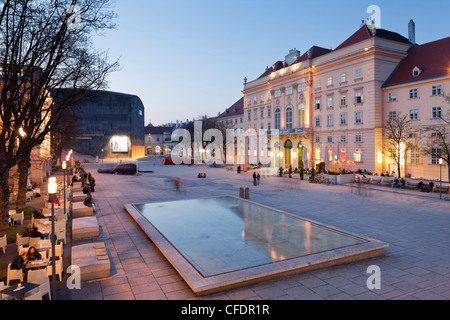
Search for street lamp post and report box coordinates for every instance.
[48,177,58,300]
[334,155,338,185]
[439,158,443,200]
[62,161,67,218]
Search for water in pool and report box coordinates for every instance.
[133,196,366,277]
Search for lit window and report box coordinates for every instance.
[410,147,420,164]
[354,149,362,162]
[340,148,346,161]
[315,148,321,161]
[327,76,333,86]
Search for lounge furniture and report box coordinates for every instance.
[72,217,100,240]
[16,234,30,248]
[6,263,23,285]
[71,242,110,282]
[71,192,87,203]
[71,202,94,218]
[0,235,6,254]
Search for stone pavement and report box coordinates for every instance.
[66,159,450,300]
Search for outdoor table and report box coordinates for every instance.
[0,282,39,300]
[25,259,49,270]
[35,243,52,252]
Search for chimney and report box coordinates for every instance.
[408,19,416,46]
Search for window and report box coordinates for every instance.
[268,108,271,118]
[327,115,333,126]
[240,117,243,123]
[388,92,397,102]
[327,96,333,108]
[355,134,362,143]
[355,111,362,124]
[260,95,264,103]
[254,109,258,120]
[315,148,321,161]
[341,135,347,143]
[275,109,281,130]
[432,106,442,119]
[253,97,258,104]
[354,149,362,162]
[410,109,419,120]
[248,111,251,121]
[286,86,293,95]
[410,147,420,164]
[286,108,293,129]
[315,116,321,127]
[432,85,442,96]
[340,94,347,106]
[267,122,271,131]
[431,148,442,165]
[389,111,397,122]
[247,99,251,106]
[315,98,321,110]
[315,80,321,89]
[355,91,363,104]
[340,113,347,125]
[260,123,264,130]
[409,89,418,99]
[298,83,306,92]
[327,135,333,143]
[355,68,362,79]
[340,73,347,83]
[327,76,333,86]
[298,104,305,128]
[274,90,281,98]
[340,148,346,161]
[315,136,321,143]
[260,109,264,119]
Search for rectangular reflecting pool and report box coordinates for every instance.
[125,196,388,295]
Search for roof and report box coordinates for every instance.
[335,25,411,51]
[383,37,450,87]
[217,97,244,119]
[145,126,174,135]
[295,46,332,63]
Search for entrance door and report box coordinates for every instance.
[284,140,292,169]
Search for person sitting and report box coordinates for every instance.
[399,178,406,189]
[30,227,46,240]
[82,182,90,194]
[11,252,27,271]
[417,180,425,191]
[89,174,96,192]
[22,224,34,237]
[427,181,434,193]
[392,178,399,188]
[83,192,96,211]
[32,209,45,219]
[26,247,42,261]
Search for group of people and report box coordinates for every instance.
[417,180,434,193]
[252,172,261,186]
[392,178,406,189]
[72,167,97,210]
[197,173,207,179]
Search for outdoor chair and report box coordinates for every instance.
[27,269,47,283]
[6,263,23,285]
[17,245,28,256]
[29,237,41,248]
[16,233,30,247]
[24,289,43,300]
[26,191,33,201]
[0,235,6,254]
[46,259,63,281]
[31,275,51,300]
[10,212,24,226]
[48,244,63,261]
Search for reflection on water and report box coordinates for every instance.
[134,197,365,277]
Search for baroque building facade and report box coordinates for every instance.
[240,20,449,181]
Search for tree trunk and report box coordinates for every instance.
[16,153,31,211]
[0,166,11,230]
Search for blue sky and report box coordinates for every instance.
[93,0,450,126]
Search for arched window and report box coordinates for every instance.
[275,108,281,130]
[286,107,293,129]
[298,103,305,128]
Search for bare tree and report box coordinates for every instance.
[383,112,413,179]
[0,0,119,229]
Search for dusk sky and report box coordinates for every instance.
[93,0,450,126]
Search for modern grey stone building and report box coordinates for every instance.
[67,90,146,159]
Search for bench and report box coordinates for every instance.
[71,242,110,282]
[71,192,87,203]
[434,186,450,194]
[71,202,94,218]
[72,217,100,240]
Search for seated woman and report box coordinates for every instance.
[27,247,42,261]
[83,192,96,211]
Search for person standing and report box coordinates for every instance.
[253,172,257,186]
[257,173,261,186]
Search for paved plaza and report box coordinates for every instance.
[65,158,450,300]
